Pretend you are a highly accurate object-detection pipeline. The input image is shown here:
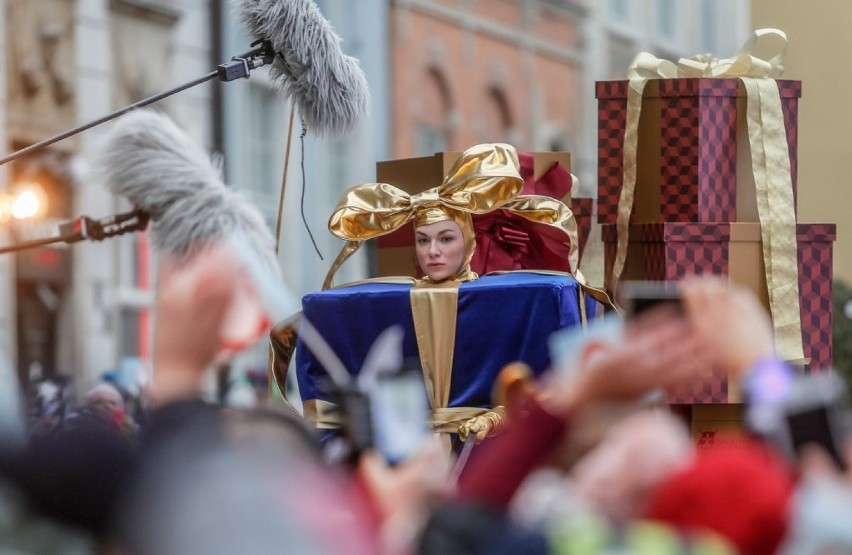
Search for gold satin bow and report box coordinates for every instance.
[322,143,583,289]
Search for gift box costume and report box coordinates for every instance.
[272,143,606,439]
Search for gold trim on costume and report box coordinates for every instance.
[302,398,345,429]
[302,398,496,436]
[323,143,522,288]
[410,282,460,414]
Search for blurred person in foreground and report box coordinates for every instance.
[124,241,461,555]
[0,242,400,554]
[776,439,852,554]
[419,277,801,554]
[116,242,377,554]
[640,278,797,555]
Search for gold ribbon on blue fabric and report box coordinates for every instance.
[299,270,613,435]
[410,281,460,415]
[610,28,804,364]
[303,398,495,434]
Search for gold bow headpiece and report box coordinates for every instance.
[323,143,582,289]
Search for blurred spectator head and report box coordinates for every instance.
[85,383,125,421]
[645,440,795,555]
[572,409,694,523]
[119,407,377,555]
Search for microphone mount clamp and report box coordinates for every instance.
[217,40,275,81]
[0,209,150,255]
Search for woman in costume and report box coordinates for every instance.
[273,143,596,445]
[413,213,471,284]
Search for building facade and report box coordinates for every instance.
[2,0,215,389]
[752,0,851,286]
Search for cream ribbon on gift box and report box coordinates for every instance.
[610,28,806,364]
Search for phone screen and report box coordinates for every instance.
[369,371,429,464]
[548,314,623,377]
[618,281,683,320]
[787,405,847,471]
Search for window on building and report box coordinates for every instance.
[116,231,152,364]
[247,82,289,224]
[610,0,628,22]
[658,0,675,40]
[480,86,514,143]
[117,231,149,290]
[701,0,718,53]
[416,68,452,155]
[416,126,447,156]
[119,306,144,359]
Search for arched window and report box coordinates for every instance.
[416,68,453,155]
[480,86,514,143]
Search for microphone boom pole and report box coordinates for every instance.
[0,210,149,255]
[0,40,275,167]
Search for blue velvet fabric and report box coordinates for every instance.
[296,272,595,409]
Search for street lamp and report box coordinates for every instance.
[1,182,47,222]
[11,189,41,219]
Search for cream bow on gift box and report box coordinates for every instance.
[628,28,786,80]
[610,28,805,365]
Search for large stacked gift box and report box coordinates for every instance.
[595,30,835,435]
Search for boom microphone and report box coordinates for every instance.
[233,0,370,137]
[92,110,279,276]
[94,109,354,392]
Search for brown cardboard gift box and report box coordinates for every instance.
[602,222,836,402]
[596,78,801,225]
[687,404,746,454]
[375,151,592,277]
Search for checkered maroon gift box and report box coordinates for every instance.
[602,222,836,403]
[596,79,801,225]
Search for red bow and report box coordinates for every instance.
[470,153,574,275]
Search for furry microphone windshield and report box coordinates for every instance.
[92,110,279,277]
[233,0,370,138]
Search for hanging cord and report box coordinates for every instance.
[274,105,297,254]
[300,120,323,260]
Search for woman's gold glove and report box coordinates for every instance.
[458,406,506,443]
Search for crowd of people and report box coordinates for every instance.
[0,238,849,553]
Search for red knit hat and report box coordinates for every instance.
[644,437,795,555]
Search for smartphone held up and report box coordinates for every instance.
[618,280,684,320]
